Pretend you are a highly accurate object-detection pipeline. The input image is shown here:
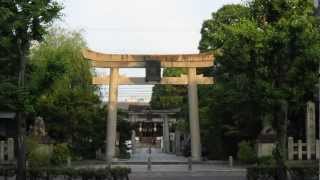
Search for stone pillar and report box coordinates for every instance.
[0,141,4,162]
[131,130,136,154]
[288,137,294,160]
[298,139,303,160]
[306,101,316,159]
[162,115,170,153]
[316,140,320,160]
[7,138,14,161]
[188,67,201,161]
[175,130,181,155]
[106,68,119,163]
[170,132,175,153]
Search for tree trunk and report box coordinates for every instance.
[274,100,288,180]
[16,112,26,180]
[16,39,27,180]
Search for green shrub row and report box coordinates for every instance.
[247,166,318,180]
[0,167,131,180]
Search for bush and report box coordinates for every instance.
[50,143,71,166]
[28,145,52,168]
[0,167,131,180]
[237,141,256,164]
[26,137,52,168]
[27,137,71,167]
[256,156,275,166]
[247,166,318,180]
[247,166,277,180]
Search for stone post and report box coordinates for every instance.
[162,115,170,153]
[170,132,175,153]
[106,68,119,163]
[316,140,320,160]
[67,157,71,167]
[188,157,192,171]
[288,137,294,160]
[7,138,14,161]
[188,67,201,161]
[0,141,4,162]
[131,130,136,154]
[298,139,303,160]
[229,156,233,167]
[147,156,152,171]
[175,130,181,155]
[306,101,316,159]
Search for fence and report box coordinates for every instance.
[288,137,320,160]
[0,138,15,164]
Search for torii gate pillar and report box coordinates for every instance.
[106,68,119,162]
[188,68,201,161]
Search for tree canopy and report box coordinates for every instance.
[0,0,62,111]
[199,0,320,160]
[151,0,320,161]
[28,28,105,158]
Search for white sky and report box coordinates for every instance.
[59,0,243,102]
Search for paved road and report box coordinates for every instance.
[130,147,187,162]
[116,164,246,172]
[130,172,246,180]
[76,147,247,180]
[126,148,247,180]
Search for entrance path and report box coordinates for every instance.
[113,147,246,175]
[129,148,187,162]
[75,147,247,179]
[130,171,246,180]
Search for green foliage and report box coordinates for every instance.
[117,118,131,159]
[28,146,51,168]
[256,156,276,166]
[237,141,257,164]
[26,137,51,168]
[247,165,319,180]
[151,68,187,110]
[150,68,189,141]
[0,0,62,112]
[0,167,131,180]
[195,0,320,161]
[25,137,39,154]
[199,4,251,51]
[50,143,71,166]
[26,137,71,167]
[28,28,105,158]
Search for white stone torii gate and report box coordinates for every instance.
[83,49,214,162]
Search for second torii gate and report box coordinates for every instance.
[83,49,214,162]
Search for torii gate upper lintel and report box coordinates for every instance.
[83,49,215,162]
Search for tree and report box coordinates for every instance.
[29,28,105,158]
[0,1,61,179]
[199,4,250,52]
[150,5,253,159]
[151,68,187,109]
[199,0,320,178]
[199,4,258,159]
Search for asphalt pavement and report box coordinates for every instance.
[130,171,246,180]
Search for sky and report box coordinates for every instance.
[59,0,243,102]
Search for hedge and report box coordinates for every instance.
[247,166,318,180]
[0,167,131,180]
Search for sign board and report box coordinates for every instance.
[145,60,161,82]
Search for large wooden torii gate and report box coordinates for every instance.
[83,49,214,162]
